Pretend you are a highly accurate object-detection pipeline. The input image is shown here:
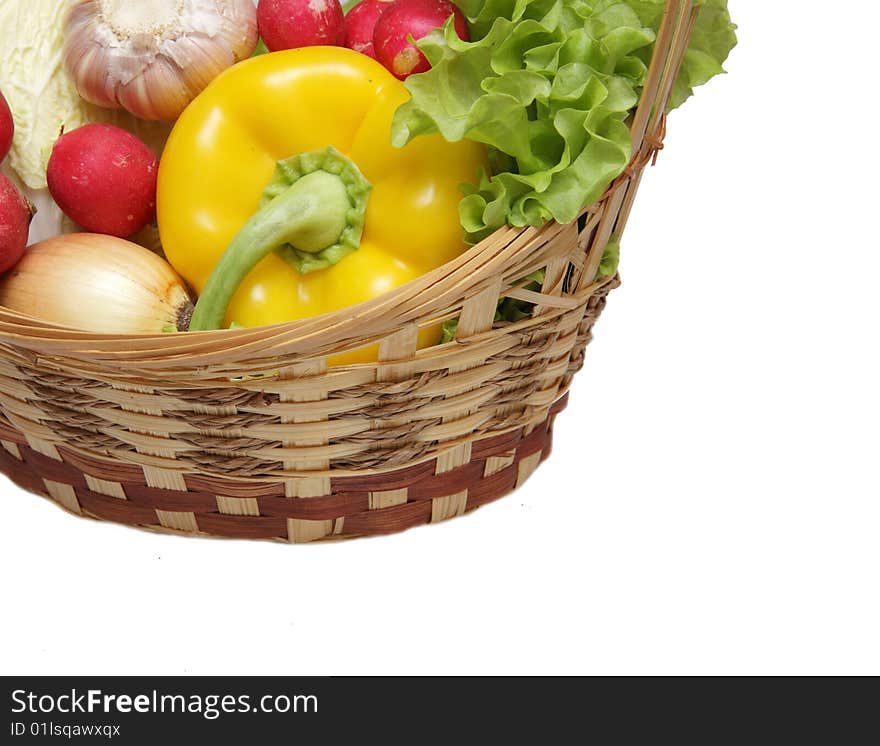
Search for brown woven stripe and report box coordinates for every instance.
[0,421,22,444]
[78,489,158,526]
[124,484,218,512]
[549,393,569,415]
[469,429,524,460]
[196,513,287,540]
[20,448,87,488]
[467,464,519,508]
[330,460,437,492]
[57,447,146,483]
[257,493,369,520]
[407,462,485,500]
[0,450,45,495]
[516,425,553,459]
[342,500,433,537]
[184,474,285,498]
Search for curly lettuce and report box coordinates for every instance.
[392,0,736,243]
[626,0,738,110]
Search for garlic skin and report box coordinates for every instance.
[0,234,195,333]
[64,0,259,122]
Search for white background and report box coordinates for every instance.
[2,1,878,675]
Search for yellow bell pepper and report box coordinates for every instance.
[157,47,486,348]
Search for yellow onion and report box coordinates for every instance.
[0,234,194,333]
[63,0,259,122]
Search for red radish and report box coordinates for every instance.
[344,0,394,59]
[257,0,345,51]
[0,174,34,274]
[47,124,158,239]
[0,90,13,163]
[373,0,469,80]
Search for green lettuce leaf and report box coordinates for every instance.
[392,0,736,244]
[598,233,620,277]
[393,0,655,243]
[626,0,737,110]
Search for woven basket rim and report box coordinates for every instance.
[0,0,691,365]
[0,219,566,347]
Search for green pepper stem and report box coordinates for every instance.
[189,170,351,331]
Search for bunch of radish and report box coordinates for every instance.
[257,0,469,80]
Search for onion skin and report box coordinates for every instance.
[0,233,194,333]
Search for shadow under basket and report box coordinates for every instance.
[0,2,694,542]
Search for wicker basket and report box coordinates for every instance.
[0,2,695,542]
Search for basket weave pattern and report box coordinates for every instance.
[0,1,695,541]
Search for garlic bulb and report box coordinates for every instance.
[64,0,259,122]
[0,0,171,190]
[0,234,195,333]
